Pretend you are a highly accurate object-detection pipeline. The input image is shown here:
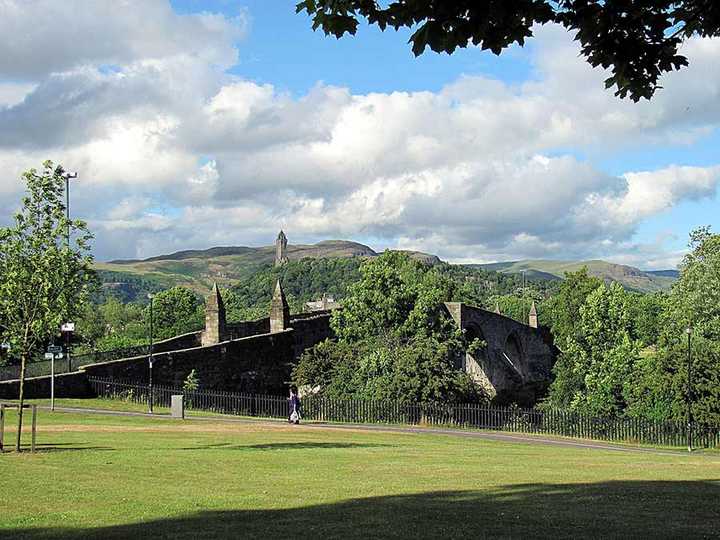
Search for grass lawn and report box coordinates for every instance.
[1,407,719,539]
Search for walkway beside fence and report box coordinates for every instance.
[88,377,720,449]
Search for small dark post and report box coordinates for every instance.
[31,405,37,453]
[686,326,693,452]
[148,293,155,414]
[65,330,71,372]
[0,404,5,452]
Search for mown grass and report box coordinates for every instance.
[1,407,719,539]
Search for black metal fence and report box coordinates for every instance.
[87,377,720,449]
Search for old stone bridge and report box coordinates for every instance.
[445,302,558,406]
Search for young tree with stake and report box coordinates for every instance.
[0,161,95,451]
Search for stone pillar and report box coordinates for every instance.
[202,282,227,346]
[528,301,538,329]
[270,279,290,333]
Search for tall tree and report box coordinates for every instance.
[146,286,203,340]
[632,227,720,425]
[0,161,95,451]
[546,282,639,416]
[297,0,720,101]
[665,227,720,340]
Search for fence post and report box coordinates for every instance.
[0,404,4,452]
[31,405,37,453]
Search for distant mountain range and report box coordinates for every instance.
[96,241,678,298]
[471,260,678,293]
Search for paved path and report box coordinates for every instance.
[42,405,703,457]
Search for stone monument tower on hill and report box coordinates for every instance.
[270,280,290,333]
[275,230,288,267]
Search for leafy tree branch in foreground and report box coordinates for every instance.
[297,0,720,101]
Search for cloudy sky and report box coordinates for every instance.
[1,1,719,268]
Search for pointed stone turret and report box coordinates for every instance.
[270,279,290,333]
[275,230,288,267]
[528,301,538,329]
[494,302,501,315]
[202,282,227,346]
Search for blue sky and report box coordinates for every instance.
[172,0,536,94]
[1,1,718,268]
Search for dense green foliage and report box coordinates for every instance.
[546,283,640,416]
[148,287,203,340]
[544,228,720,429]
[542,268,603,348]
[75,287,204,352]
[294,252,483,403]
[629,228,720,426]
[229,258,363,316]
[297,0,720,101]
[627,292,668,346]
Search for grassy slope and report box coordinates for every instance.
[2,407,719,539]
[476,259,677,292]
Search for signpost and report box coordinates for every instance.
[46,346,63,411]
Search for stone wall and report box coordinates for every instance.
[154,331,202,353]
[83,329,297,395]
[288,312,333,359]
[226,318,271,340]
[0,311,333,400]
[0,371,93,400]
[444,302,558,406]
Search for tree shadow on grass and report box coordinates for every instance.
[9,480,720,539]
[176,442,394,451]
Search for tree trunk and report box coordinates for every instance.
[16,352,27,452]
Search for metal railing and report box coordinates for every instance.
[87,377,720,449]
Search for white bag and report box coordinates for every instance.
[290,410,299,423]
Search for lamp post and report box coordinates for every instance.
[61,171,77,373]
[148,293,155,414]
[61,171,77,246]
[686,326,693,453]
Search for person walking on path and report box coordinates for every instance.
[288,386,301,425]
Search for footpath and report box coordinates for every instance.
[43,405,700,457]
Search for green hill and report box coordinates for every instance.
[471,259,677,293]
[96,240,440,300]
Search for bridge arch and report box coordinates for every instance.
[502,331,526,378]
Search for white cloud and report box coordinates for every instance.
[0,0,247,80]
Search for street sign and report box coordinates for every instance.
[61,322,75,332]
[45,353,54,360]
[47,345,63,355]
